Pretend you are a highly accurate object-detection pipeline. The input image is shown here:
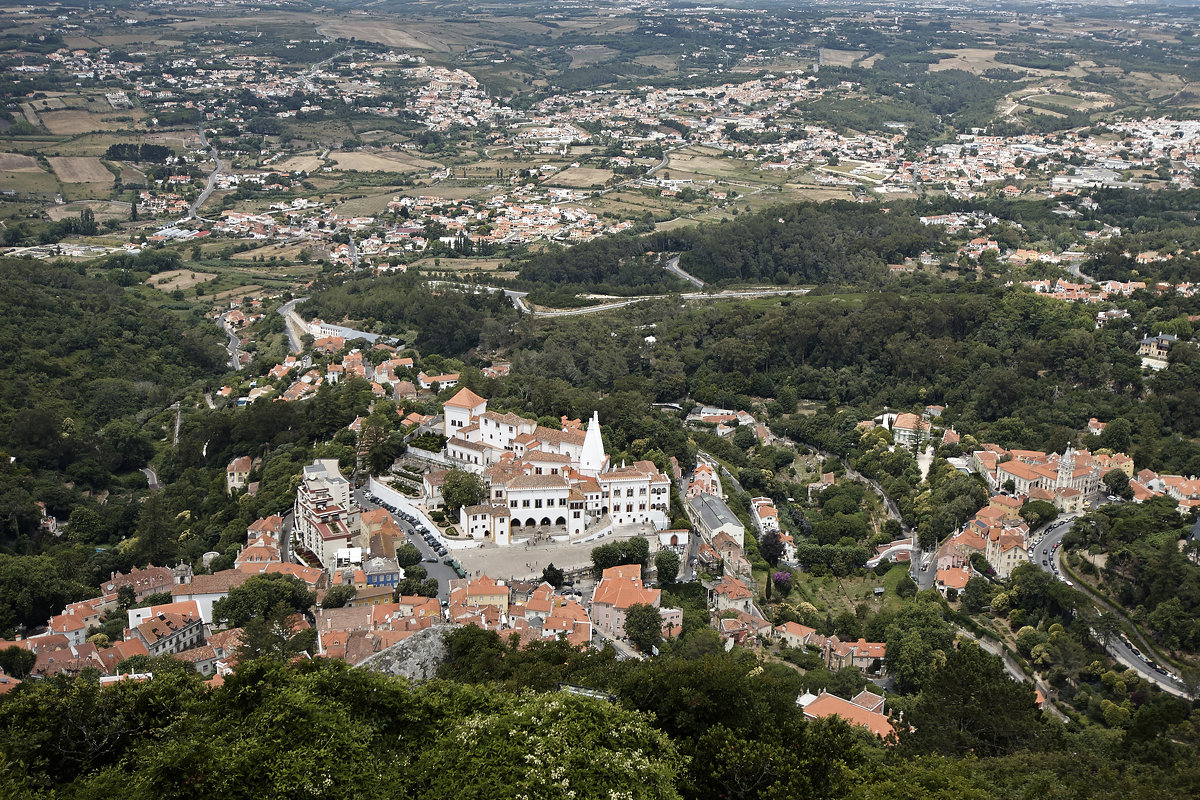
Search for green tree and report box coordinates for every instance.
[962,577,994,612]
[441,469,487,516]
[624,602,664,654]
[321,584,356,609]
[117,584,136,610]
[235,601,318,662]
[417,691,681,800]
[394,543,422,568]
[0,644,35,679]
[0,554,88,635]
[66,505,104,544]
[1019,500,1058,530]
[902,642,1049,757]
[541,563,565,588]
[1102,468,1132,500]
[759,530,785,567]
[132,493,179,567]
[211,574,315,627]
[895,574,918,598]
[655,549,681,584]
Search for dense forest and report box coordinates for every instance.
[0,258,225,548]
[510,200,936,295]
[2,631,1198,799]
[485,281,1200,475]
[300,272,521,357]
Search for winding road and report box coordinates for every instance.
[218,317,242,371]
[1033,516,1190,697]
[664,254,705,288]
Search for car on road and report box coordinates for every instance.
[423,557,437,563]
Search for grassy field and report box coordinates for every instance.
[333,191,402,216]
[783,563,912,616]
[47,156,113,184]
[229,242,312,262]
[547,166,612,188]
[148,269,218,292]
[819,49,864,68]
[46,199,130,222]
[569,44,618,68]
[276,153,324,172]
[0,153,41,172]
[409,256,512,273]
[40,110,123,135]
[329,150,442,172]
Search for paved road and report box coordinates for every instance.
[431,279,808,318]
[278,297,309,353]
[186,120,223,222]
[218,317,242,371]
[357,490,456,601]
[1032,511,1190,696]
[280,511,295,564]
[664,254,704,288]
[141,465,160,490]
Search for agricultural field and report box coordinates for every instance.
[40,110,124,135]
[45,199,130,222]
[229,243,313,262]
[546,166,613,188]
[569,45,618,68]
[47,156,113,184]
[409,256,513,275]
[329,150,442,173]
[819,48,866,68]
[275,153,325,172]
[0,154,41,173]
[147,269,218,292]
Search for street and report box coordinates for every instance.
[278,297,309,353]
[1031,510,1190,696]
[356,489,457,601]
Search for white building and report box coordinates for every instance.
[435,389,670,544]
[294,458,359,568]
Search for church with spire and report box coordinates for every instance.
[438,388,671,546]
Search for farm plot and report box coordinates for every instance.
[46,199,130,222]
[40,110,123,135]
[147,270,217,292]
[547,166,613,188]
[330,151,442,172]
[276,153,325,172]
[0,153,41,172]
[48,157,113,184]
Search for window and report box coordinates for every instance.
[535,499,543,509]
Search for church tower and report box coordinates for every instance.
[1057,446,1075,490]
[580,411,606,477]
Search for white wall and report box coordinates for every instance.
[369,476,472,550]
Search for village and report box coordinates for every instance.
[7,5,1200,274]
[9,363,1200,738]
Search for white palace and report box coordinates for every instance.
[440,388,671,546]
